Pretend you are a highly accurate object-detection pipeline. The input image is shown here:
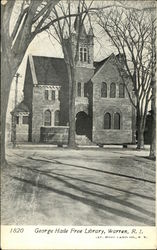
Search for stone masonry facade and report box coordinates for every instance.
[11,21,136,145]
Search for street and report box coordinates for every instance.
[2,147,155,226]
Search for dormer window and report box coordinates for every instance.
[79,47,87,62]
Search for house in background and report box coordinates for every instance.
[11,22,136,146]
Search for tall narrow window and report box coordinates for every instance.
[80,48,83,61]
[45,90,49,100]
[51,90,55,100]
[84,48,87,62]
[84,82,88,97]
[44,110,51,126]
[101,82,107,98]
[104,113,111,129]
[77,82,81,97]
[114,113,120,129]
[110,82,116,98]
[119,83,125,98]
[54,110,60,126]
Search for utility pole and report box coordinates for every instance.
[12,73,22,148]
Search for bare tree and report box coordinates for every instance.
[1,0,67,165]
[1,0,156,164]
[97,7,156,149]
[47,0,93,148]
[2,0,96,163]
[149,14,156,159]
[1,0,124,164]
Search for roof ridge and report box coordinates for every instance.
[32,55,64,60]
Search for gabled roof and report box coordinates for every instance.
[31,56,69,85]
[94,56,110,73]
[93,53,128,79]
[11,101,29,114]
[27,53,126,87]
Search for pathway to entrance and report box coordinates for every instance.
[2,147,155,225]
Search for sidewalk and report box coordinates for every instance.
[7,141,150,150]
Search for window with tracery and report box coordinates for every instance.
[79,47,87,62]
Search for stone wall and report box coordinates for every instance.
[75,98,89,114]
[40,126,69,144]
[92,55,136,144]
[16,125,29,142]
[32,86,60,143]
[75,67,94,116]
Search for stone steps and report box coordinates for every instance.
[76,135,94,145]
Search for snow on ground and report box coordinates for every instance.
[2,147,155,226]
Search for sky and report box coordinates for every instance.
[8,2,116,118]
[7,0,155,122]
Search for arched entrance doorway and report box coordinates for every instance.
[76,111,91,138]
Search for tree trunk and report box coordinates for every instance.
[137,128,144,149]
[67,64,77,148]
[136,112,145,149]
[149,111,156,159]
[149,72,156,159]
[1,58,15,166]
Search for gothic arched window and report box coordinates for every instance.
[110,82,116,98]
[54,110,60,126]
[114,113,120,129]
[104,113,111,129]
[101,82,107,98]
[119,83,125,98]
[44,110,51,126]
